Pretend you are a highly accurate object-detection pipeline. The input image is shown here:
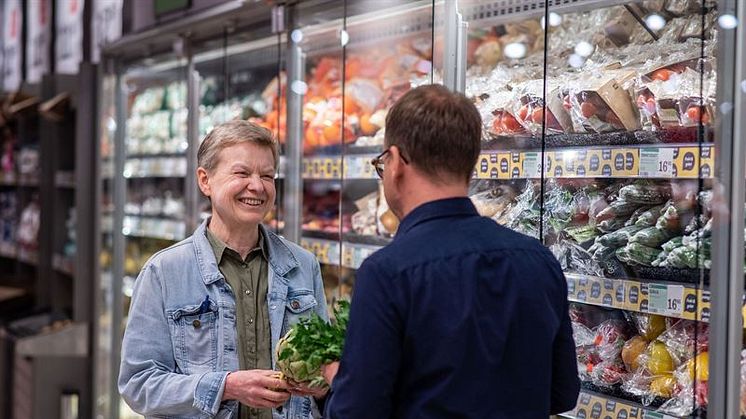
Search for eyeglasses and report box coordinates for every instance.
[370,147,409,179]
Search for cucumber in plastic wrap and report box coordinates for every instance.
[661,236,684,252]
[598,217,627,233]
[618,183,671,205]
[625,205,653,227]
[634,204,666,227]
[616,243,661,266]
[598,225,645,247]
[565,224,600,243]
[629,226,674,248]
[655,205,683,233]
[596,199,641,222]
[664,245,698,269]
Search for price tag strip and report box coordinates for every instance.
[565,274,703,322]
[571,390,677,419]
[473,145,714,180]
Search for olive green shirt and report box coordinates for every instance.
[205,227,273,419]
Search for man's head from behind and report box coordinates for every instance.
[379,84,481,218]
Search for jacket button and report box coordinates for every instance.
[192,319,201,328]
[291,300,300,310]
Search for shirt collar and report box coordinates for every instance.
[396,197,478,238]
[204,224,268,263]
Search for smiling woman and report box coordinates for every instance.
[119,119,329,419]
[197,121,278,257]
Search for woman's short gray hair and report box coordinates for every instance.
[197,120,279,172]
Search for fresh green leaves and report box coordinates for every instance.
[275,300,350,386]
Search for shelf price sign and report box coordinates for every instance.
[648,284,684,317]
[640,147,675,178]
[522,152,544,178]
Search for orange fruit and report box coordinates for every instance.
[359,113,379,135]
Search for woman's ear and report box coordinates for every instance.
[197,167,211,197]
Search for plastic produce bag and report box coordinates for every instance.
[626,312,667,341]
[657,319,708,366]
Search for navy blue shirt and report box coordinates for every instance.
[324,197,579,419]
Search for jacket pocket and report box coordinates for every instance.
[168,301,219,372]
[283,289,318,331]
[285,290,318,314]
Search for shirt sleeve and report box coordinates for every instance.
[118,262,229,417]
[550,272,581,414]
[324,259,403,419]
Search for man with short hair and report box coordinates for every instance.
[119,120,327,418]
[321,84,580,418]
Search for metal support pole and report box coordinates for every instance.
[185,39,201,232]
[283,5,304,244]
[443,0,459,91]
[109,69,127,419]
[709,1,746,418]
[456,18,468,94]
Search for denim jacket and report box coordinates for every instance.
[119,219,328,419]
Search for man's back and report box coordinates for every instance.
[325,197,580,419]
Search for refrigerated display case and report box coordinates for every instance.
[191,28,287,232]
[94,1,746,418]
[293,0,441,305]
[94,5,288,417]
[459,0,743,417]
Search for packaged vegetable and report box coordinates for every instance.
[630,226,674,248]
[619,183,672,205]
[622,335,648,372]
[276,301,350,388]
[616,243,662,266]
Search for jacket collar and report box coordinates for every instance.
[396,197,478,238]
[193,218,300,284]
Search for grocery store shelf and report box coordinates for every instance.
[301,236,386,269]
[16,322,88,357]
[566,273,710,322]
[565,389,687,419]
[52,254,75,276]
[0,241,17,259]
[0,286,26,302]
[17,174,40,187]
[463,0,637,26]
[55,171,76,189]
[303,153,379,180]
[300,0,433,54]
[17,248,39,266]
[125,151,187,159]
[0,172,16,186]
[123,156,187,178]
[123,215,187,241]
[475,144,714,180]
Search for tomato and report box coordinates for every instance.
[651,68,675,81]
[580,101,597,118]
[518,105,530,121]
[359,113,378,135]
[546,111,563,130]
[605,111,623,128]
[502,113,523,132]
[531,106,544,124]
[491,113,503,133]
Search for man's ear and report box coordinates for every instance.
[197,167,211,197]
[388,145,406,180]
